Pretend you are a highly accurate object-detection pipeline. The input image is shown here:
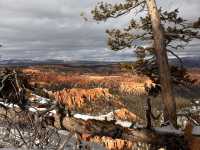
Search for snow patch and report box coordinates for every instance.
[192,126,200,136]
[154,125,183,135]
[31,94,51,104]
[73,111,133,128]
[0,102,19,108]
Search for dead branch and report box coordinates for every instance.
[146,98,152,129]
[167,49,183,69]
[57,132,73,150]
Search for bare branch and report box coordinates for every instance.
[166,49,183,69]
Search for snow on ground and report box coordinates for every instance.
[30,94,51,104]
[154,125,183,135]
[0,102,19,108]
[0,127,106,150]
[28,94,135,128]
[154,124,200,136]
[192,126,200,136]
[74,112,133,128]
[1,94,200,135]
[31,96,200,135]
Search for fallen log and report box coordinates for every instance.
[62,117,191,149]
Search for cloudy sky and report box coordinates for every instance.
[0,0,199,61]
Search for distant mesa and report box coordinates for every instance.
[0,56,199,68]
[170,56,200,68]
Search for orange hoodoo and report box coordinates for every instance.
[118,78,155,96]
[114,108,143,123]
[81,134,133,150]
[53,88,112,108]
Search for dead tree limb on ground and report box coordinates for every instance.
[61,116,190,149]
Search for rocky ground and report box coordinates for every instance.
[0,64,200,149]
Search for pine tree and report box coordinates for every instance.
[90,0,200,127]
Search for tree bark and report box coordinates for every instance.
[146,0,177,127]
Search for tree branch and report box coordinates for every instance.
[166,49,183,69]
[92,0,146,21]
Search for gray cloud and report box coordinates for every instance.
[0,0,199,61]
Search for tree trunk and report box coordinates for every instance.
[146,0,177,127]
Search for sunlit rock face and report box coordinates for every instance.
[118,78,154,96]
[114,108,143,123]
[20,67,154,95]
[52,88,113,108]
[188,69,200,85]
[81,135,133,150]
